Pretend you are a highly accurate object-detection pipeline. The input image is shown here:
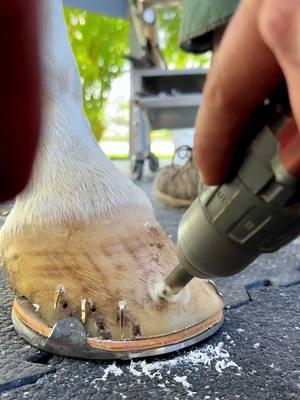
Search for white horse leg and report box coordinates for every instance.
[0,0,223,356]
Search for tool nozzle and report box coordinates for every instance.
[159,263,193,298]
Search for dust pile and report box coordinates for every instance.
[99,341,241,397]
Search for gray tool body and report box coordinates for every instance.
[162,85,300,295]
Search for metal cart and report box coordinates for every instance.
[63,0,207,179]
[129,68,206,179]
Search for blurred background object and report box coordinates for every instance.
[63,1,210,178]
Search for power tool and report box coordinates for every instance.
[160,83,300,297]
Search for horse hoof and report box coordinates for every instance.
[3,210,223,359]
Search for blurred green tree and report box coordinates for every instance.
[64,6,210,140]
[157,7,211,68]
[64,8,129,140]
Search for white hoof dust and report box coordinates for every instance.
[100,363,123,381]
[148,280,190,304]
[95,342,241,398]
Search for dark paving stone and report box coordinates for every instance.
[0,169,299,399]
[1,285,299,400]
[0,270,55,394]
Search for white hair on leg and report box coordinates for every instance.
[1,0,151,239]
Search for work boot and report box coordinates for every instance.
[154,146,199,208]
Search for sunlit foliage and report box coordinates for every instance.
[64,7,209,139]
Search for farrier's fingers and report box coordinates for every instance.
[260,0,300,132]
[193,0,282,185]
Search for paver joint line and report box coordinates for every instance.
[0,369,57,394]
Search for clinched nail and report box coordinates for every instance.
[53,285,64,310]
[118,300,127,340]
[207,279,223,298]
[81,299,88,324]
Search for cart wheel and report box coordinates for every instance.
[148,153,159,173]
[130,159,144,181]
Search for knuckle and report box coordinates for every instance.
[259,0,300,66]
[259,0,299,45]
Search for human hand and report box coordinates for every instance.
[194,0,300,185]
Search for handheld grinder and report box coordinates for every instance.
[160,83,300,298]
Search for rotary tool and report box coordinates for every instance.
[160,83,300,298]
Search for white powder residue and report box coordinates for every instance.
[174,375,191,389]
[215,359,241,374]
[101,362,123,381]
[129,363,142,377]
[98,342,240,397]
[130,342,240,376]
[139,360,165,379]
[126,342,240,396]
[222,332,231,340]
[236,328,245,333]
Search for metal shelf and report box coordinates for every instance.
[136,93,202,130]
